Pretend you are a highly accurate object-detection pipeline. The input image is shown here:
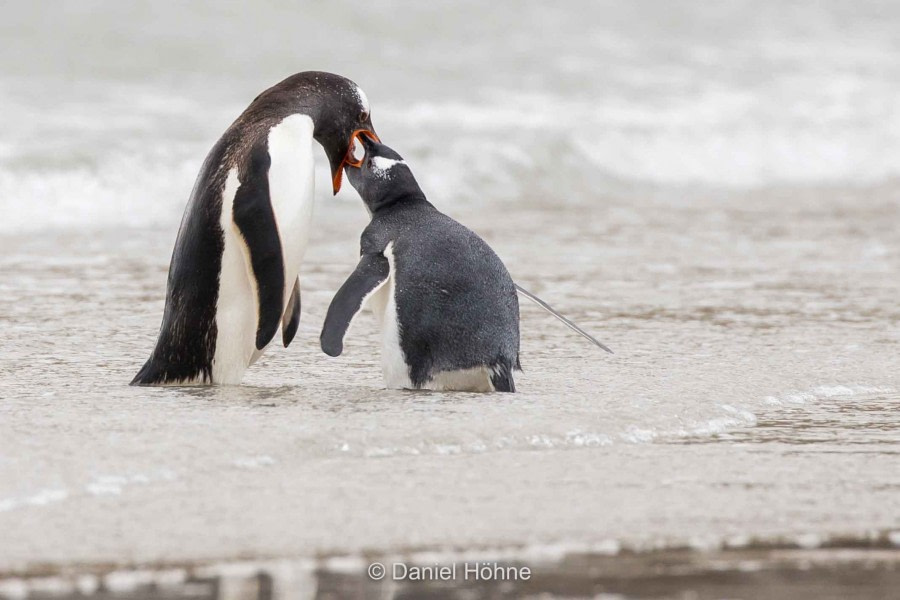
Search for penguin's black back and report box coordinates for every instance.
[364,201,520,387]
[131,138,230,385]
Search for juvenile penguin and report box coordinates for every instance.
[320,136,520,392]
[133,71,377,385]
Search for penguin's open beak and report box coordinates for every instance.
[331,129,380,194]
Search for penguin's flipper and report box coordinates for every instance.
[232,143,285,351]
[282,278,301,348]
[320,253,390,357]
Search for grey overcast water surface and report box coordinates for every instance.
[1,0,899,585]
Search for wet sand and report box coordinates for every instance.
[3,545,900,600]
[2,190,899,584]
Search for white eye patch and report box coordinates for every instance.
[370,156,406,179]
[355,85,370,114]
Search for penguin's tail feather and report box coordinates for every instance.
[514,284,613,353]
[130,359,161,386]
[490,360,516,393]
[130,356,211,386]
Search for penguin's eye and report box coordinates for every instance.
[358,110,369,123]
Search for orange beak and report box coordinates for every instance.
[332,129,381,194]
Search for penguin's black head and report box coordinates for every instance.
[245,71,377,194]
[344,136,425,213]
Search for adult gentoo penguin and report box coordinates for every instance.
[132,71,377,385]
[320,136,521,392]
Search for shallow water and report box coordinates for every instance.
[1,0,899,588]
[2,189,898,570]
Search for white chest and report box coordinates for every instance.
[366,243,412,389]
[266,113,317,285]
[211,115,317,383]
